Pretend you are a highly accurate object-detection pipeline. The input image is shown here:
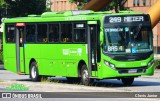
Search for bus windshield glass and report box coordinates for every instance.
[103,25,153,54]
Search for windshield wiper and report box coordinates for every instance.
[134,24,142,38]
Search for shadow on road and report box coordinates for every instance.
[0,66,5,70]
[16,77,160,88]
[132,80,160,86]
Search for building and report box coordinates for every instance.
[124,0,160,54]
[50,0,77,12]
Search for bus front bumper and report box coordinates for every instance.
[99,64,154,79]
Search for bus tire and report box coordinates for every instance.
[30,62,41,82]
[121,77,134,86]
[80,65,93,86]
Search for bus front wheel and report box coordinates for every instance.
[30,62,41,81]
[121,77,134,86]
[81,65,93,86]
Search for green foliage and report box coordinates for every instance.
[154,59,160,69]
[69,0,128,12]
[69,0,90,9]
[46,0,51,12]
[0,0,6,17]
[3,0,46,17]
[106,0,128,12]
[0,0,5,8]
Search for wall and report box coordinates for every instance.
[50,0,77,12]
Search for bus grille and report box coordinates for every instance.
[117,67,147,74]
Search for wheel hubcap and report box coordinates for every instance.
[82,69,88,82]
[31,66,36,78]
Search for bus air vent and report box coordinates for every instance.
[93,11,112,14]
[41,10,94,17]
[119,10,141,14]
[41,12,57,17]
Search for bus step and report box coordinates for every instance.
[18,72,26,75]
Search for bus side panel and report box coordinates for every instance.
[24,44,42,74]
[58,44,88,77]
[42,44,88,77]
[40,44,66,76]
[3,44,17,73]
[24,44,66,76]
[24,59,30,75]
[24,44,88,77]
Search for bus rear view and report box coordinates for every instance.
[101,14,154,85]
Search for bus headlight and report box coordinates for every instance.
[148,59,154,68]
[104,60,116,70]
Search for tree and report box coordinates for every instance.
[106,0,128,13]
[4,0,46,17]
[69,0,128,12]
[69,0,91,9]
[46,0,51,12]
[0,0,7,18]
[0,0,6,9]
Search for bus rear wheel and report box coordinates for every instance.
[121,77,134,86]
[80,65,93,86]
[30,62,41,81]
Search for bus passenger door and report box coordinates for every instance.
[15,23,26,74]
[87,21,100,78]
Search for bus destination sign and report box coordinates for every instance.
[104,15,149,23]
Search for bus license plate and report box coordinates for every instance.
[128,69,137,73]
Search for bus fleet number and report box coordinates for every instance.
[109,17,121,23]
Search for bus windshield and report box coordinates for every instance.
[103,24,153,54]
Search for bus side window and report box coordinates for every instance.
[61,23,72,43]
[6,25,15,43]
[37,24,47,43]
[48,24,59,43]
[26,24,36,43]
[73,23,86,43]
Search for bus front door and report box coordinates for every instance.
[88,21,100,78]
[15,23,25,74]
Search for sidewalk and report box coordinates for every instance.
[142,69,160,79]
[154,54,160,60]
[153,69,160,78]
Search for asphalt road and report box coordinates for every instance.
[0,65,160,92]
[0,65,160,100]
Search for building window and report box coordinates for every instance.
[133,0,136,6]
[137,0,140,6]
[143,0,146,6]
[134,0,144,6]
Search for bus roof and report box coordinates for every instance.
[4,10,143,23]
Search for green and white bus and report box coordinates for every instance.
[3,10,154,86]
